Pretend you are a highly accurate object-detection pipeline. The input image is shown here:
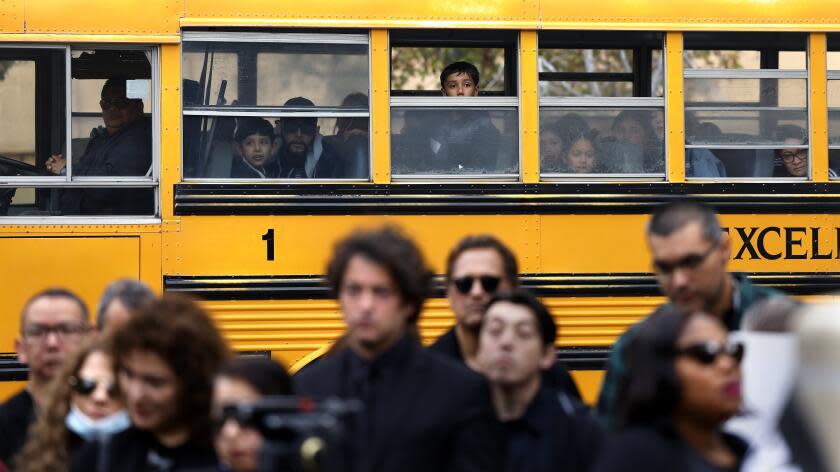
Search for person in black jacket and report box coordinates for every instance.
[594,306,748,472]
[274,97,342,178]
[294,226,504,472]
[71,295,230,472]
[477,290,603,472]
[229,117,278,179]
[429,235,581,400]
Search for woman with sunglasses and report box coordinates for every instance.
[595,306,747,472]
[15,338,129,471]
[212,357,292,472]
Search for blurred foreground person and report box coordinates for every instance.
[95,279,155,333]
[294,226,503,472]
[477,290,603,472]
[213,357,292,472]
[598,201,781,423]
[71,295,230,471]
[16,339,129,472]
[595,307,747,472]
[0,289,90,464]
[431,235,580,399]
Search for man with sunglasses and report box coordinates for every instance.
[0,288,90,465]
[597,200,783,425]
[273,96,342,178]
[47,77,153,215]
[431,235,581,400]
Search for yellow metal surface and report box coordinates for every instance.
[160,44,182,219]
[183,0,540,29]
[0,0,24,33]
[571,371,604,406]
[0,224,160,235]
[520,31,539,184]
[370,29,391,184]
[24,0,182,35]
[810,33,829,183]
[665,32,685,183]
[541,0,840,31]
[0,236,141,350]
[0,34,180,43]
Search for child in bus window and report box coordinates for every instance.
[540,113,589,173]
[561,129,600,174]
[231,118,278,179]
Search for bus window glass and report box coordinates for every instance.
[0,49,66,178]
[828,43,840,178]
[391,47,507,95]
[390,107,517,176]
[539,109,664,175]
[1,186,154,217]
[183,114,369,179]
[537,31,665,179]
[182,41,369,108]
[683,33,808,180]
[69,50,153,181]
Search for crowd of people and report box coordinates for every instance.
[0,200,831,471]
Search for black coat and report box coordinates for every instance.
[0,389,35,465]
[429,327,583,401]
[293,339,504,472]
[593,426,748,472]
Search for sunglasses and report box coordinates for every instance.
[452,275,501,295]
[213,404,261,432]
[99,97,136,110]
[675,340,745,365]
[69,376,119,398]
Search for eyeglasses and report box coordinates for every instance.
[283,120,317,136]
[452,275,501,295]
[780,149,807,164]
[22,322,87,342]
[69,376,119,398]
[99,97,135,110]
[652,243,718,277]
[675,340,744,365]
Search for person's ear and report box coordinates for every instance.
[539,344,556,370]
[15,337,28,365]
[719,232,732,263]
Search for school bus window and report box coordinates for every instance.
[181,32,370,180]
[1,186,153,217]
[828,35,840,179]
[389,30,518,179]
[683,33,808,180]
[0,49,66,179]
[537,31,665,179]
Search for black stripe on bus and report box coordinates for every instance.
[174,182,840,216]
[164,272,840,300]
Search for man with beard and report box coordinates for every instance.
[596,200,783,425]
[430,235,581,400]
[274,97,342,178]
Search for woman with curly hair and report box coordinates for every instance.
[15,338,129,471]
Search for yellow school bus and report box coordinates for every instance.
[3,0,840,403]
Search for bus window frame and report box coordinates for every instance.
[0,43,160,221]
[536,31,667,182]
[827,33,840,181]
[682,32,810,183]
[179,30,373,183]
[388,29,521,182]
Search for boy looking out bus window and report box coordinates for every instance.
[230,118,278,179]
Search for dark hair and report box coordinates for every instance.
[485,289,556,346]
[647,200,722,244]
[335,92,369,137]
[440,61,480,89]
[612,110,655,142]
[96,279,155,330]
[326,226,433,324]
[234,117,275,143]
[101,77,142,104]
[615,305,696,431]
[445,235,519,287]
[20,288,89,330]
[217,357,291,396]
[743,296,801,333]
[776,124,807,145]
[112,294,231,442]
[561,128,600,157]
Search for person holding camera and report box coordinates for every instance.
[294,226,503,472]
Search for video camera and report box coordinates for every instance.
[219,396,361,472]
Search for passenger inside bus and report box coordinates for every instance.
[685,116,727,178]
[274,97,341,179]
[601,110,659,174]
[326,92,370,179]
[540,114,588,173]
[773,125,836,178]
[230,118,278,179]
[46,78,152,215]
[561,129,601,174]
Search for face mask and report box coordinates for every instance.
[65,404,131,441]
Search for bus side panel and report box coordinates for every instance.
[0,0,24,33]
[24,0,182,35]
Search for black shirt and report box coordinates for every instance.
[71,427,218,472]
[0,389,36,465]
[502,383,604,472]
[429,327,583,400]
